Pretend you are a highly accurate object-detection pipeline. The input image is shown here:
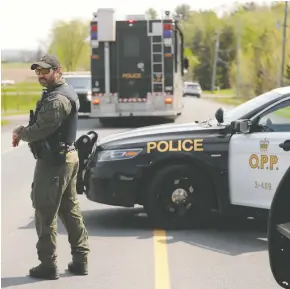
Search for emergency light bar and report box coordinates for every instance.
[91,32,98,40]
[163,30,172,38]
[163,22,173,39]
[91,23,98,40]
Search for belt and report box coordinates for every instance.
[67,145,76,152]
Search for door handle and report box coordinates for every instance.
[279,140,290,151]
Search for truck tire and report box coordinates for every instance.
[143,164,212,229]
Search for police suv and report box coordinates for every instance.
[76,86,290,229]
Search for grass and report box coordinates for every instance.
[1,93,39,115]
[203,89,234,96]
[1,119,10,126]
[210,97,245,106]
[1,82,41,93]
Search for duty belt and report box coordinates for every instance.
[62,143,76,152]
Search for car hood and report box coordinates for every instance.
[97,120,225,148]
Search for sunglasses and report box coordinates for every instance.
[35,68,51,75]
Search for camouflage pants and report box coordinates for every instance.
[31,150,90,266]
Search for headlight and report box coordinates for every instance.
[97,148,143,162]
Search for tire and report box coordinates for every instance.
[143,164,213,229]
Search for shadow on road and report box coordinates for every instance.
[1,271,72,288]
[163,216,268,256]
[19,206,269,256]
[19,207,153,240]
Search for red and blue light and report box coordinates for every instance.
[163,23,172,38]
[91,24,98,40]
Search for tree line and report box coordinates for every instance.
[44,2,290,98]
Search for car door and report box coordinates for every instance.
[228,98,290,209]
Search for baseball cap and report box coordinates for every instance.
[31,54,61,70]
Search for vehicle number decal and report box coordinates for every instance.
[254,181,272,190]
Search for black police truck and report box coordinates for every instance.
[89,9,186,125]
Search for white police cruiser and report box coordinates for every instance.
[76,86,290,229]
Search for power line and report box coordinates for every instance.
[236,18,242,98]
[280,1,288,87]
[211,29,220,93]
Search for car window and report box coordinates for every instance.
[188,84,197,88]
[224,90,283,122]
[65,77,91,89]
[257,100,290,132]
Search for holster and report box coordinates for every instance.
[37,141,74,166]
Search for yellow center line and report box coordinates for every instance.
[154,229,171,289]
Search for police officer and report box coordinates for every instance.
[12,54,90,280]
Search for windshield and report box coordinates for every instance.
[222,90,283,123]
[187,84,199,88]
[64,77,91,90]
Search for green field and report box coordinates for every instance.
[1,82,41,93]
[203,89,234,96]
[1,93,40,116]
[1,119,10,126]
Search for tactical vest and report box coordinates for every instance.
[42,82,80,148]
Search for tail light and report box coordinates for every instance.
[92,98,100,105]
[165,98,172,104]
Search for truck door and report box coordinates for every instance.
[228,99,290,209]
[117,21,150,101]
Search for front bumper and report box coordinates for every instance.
[183,91,201,96]
[84,157,143,207]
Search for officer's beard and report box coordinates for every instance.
[38,77,48,87]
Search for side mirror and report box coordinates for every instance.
[231,119,252,134]
[215,108,224,124]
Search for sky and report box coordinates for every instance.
[0,0,272,50]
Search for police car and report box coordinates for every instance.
[76,86,290,229]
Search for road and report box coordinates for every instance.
[1,97,280,289]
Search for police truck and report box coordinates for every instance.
[89,9,187,125]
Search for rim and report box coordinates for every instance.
[156,174,196,219]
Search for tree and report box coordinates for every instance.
[48,19,90,71]
[177,2,290,95]
[174,4,191,20]
[35,45,43,61]
[145,8,158,19]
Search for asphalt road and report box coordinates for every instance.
[1,97,280,289]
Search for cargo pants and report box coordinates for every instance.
[31,150,90,266]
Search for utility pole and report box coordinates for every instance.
[211,29,220,93]
[236,18,241,98]
[280,1,288,87]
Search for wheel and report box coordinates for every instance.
[143,164,212,229]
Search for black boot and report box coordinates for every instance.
[29,263,59,280]
[68,261,88,275]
